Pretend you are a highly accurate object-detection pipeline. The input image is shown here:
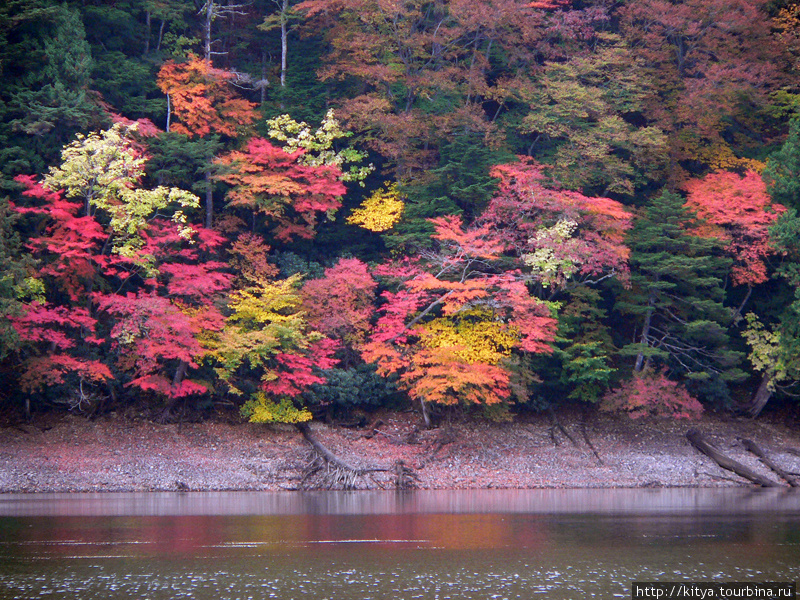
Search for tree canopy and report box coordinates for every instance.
[1,0,798,423]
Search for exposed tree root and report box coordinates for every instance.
[740,438,798,487]
[394,459,419,490]
[548,407,579,448]
[424,427,456,458]
[295,422,417,490]
[580,407,603,464]
[686,428,782,487]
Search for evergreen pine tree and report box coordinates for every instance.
[0,2,104,183]
[616,191,744,395]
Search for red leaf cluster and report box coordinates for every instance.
[684,170,786,285]
[302,258,377,347]
[214,138,346,240]
[483,159,632,286]
[601,369,704,420]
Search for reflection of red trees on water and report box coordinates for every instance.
[297,514,551,551]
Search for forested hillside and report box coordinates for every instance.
[2,0,800,426]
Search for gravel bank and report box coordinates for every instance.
[2,411,799,492]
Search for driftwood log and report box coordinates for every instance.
[740,438,799,487]
[686,428,782,487]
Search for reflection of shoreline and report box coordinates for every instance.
[2,488,799,518]
[2,501,799,600]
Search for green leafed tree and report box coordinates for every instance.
[615,191,744,401]
[0,1,105,181]
[741,209,800,416]
[516,33,668,197]
[763,117,800,211]
[0,197,38,361]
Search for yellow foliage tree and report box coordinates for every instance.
[212,274,337,422]
[346,182,404,232]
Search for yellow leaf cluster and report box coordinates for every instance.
[213,275,312,390]
[678,135,766,174]
[346,182,404,232]
[401,347,511,405]
[421,309,519,365]
[242,392,312,424]
[226,275,304,327]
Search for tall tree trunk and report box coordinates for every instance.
[634,300,655,373]
[205,170,213,228]
[144,10,151,55]
[173,360,189,390]
[261,48,268,104]
[747,370,774,418]
[156,19,165,52]
[731,285,753,325]
[159,360,189,423]
[203,0,214,62]
[280,0,288,87]
[420,399,431,429]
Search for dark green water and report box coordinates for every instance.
[0,489,798,599]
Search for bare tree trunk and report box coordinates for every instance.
[280,0,288,87]
[203,0,214,62]
[687,429,781,487]
[158,361,189,423]
[205,170,213,228]
[747,371,774,418]
[741,438,798,487]
[144,10,151,55]
[261,48,268,104]
[420,399,432,429]
[634,302,654,373]
[731,285,753,325]
[156,19,165,52]
[165,94,171,132]
[173,360,188,389]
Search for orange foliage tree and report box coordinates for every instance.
[156,53,257,138]
[156,53,258,227]
[362,214,558,425]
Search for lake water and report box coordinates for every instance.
[0,489,798,599]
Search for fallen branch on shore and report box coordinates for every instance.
[740,438,798,487]
[548,407,579,448]
[686,428,782,487]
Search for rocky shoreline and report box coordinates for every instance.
[2,411,800,493]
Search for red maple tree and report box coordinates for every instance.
[481,158,633,289]
[11,173,233,409]
[684,169,786,286]
[301,258,377,350]
[214,137,346,240]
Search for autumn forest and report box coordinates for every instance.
[2,0,800,428]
